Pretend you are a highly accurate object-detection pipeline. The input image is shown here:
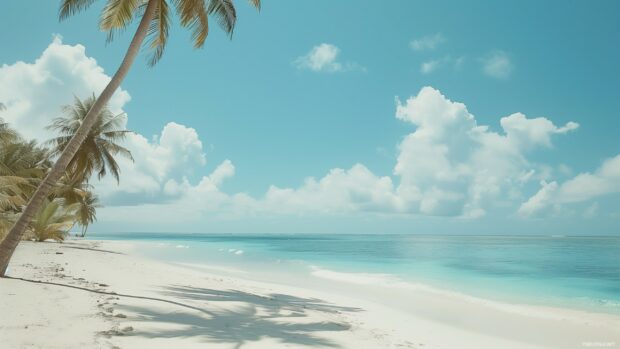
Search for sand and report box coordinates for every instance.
[1,240,619,349]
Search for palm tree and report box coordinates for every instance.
[27,199,76,242]
[47,95,134,183]
[0,141,50,212]
[51,174,100,237]
[0,118,18,145]
[0,0,261,276]
[74,191,100,237]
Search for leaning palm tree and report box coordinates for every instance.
[0,0,261,276]
[46,95,134,183]
[26,199,77,242]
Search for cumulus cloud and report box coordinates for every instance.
[410,33,446,51]
[393,87,578,217]
[294,43,363,73]
[0,37,219,208]
[0,36,130,141]
[96,122,210,205]
[4,37,592,225]
[518,181,560,218]
[519,155,620,217]
[481,50,513,79]
[139,87,578,220]
[263,164,402,214]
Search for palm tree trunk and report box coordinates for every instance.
[0,0,158,277]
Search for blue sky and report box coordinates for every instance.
[1,1,619,234]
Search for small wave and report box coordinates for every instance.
[310,266,401,285]
[175,244,189,249]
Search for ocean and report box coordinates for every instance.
[89,233,620,315]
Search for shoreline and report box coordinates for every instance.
[1,239,619,349]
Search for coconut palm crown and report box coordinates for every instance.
[60,0,261,65]
[46,95,134,183]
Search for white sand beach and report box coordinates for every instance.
[1,240,619,349]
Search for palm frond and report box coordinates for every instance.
[46,95,133,183]
[247,0,260,11]
[27,199,76,242]
[207,0,236,37]
[0,118,19,144]
[191,3,209,48]
[146,0,171,65]
[97,139,134,162]
[59,0,99,21]
[100,0,142,42]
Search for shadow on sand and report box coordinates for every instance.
[116,285,363,348]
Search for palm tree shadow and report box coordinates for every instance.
[116,285,363,348]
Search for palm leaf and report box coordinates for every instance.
[207,0,236,37]
[59,0,98,21]
[146,0,171,65]
[100,0,142,42]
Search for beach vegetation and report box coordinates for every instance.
[0,98,129,241]
[26,199,76,242]
[0,0,261,277]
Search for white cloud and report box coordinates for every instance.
[393,87,577,217]
[137,87,577,220]
[263,164,402,214]
[0,37,214,207]
[420,59,442,74]
[420,56,466,75]
[500,113,579,148]
[410,33,446,51]
[519,155,620,217]
[518,181,560,218]
[4,38,591,225]
[481,50,513,79]
[0,36,130,141]
[99,87,578,222]
[95,122,209,205]
[294,43,363,73]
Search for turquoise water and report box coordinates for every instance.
[90,233,620,315]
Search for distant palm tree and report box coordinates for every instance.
[0,0,261,276]
[27,199,76,242]
[74,190,100,237]
[46,95,133,183]
[0,118,18,144]
[51,173,100,237]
